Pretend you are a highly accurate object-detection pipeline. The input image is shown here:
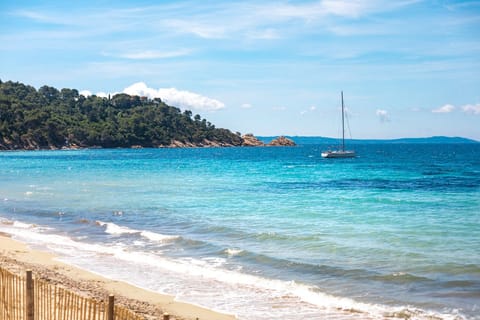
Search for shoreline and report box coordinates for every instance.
[0,234,236,320]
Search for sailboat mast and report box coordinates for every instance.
[341,91,345,152]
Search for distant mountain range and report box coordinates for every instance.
[259,136,479,145]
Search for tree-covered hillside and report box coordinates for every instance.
[0,80,244,150]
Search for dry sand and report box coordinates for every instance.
[0,234,236,320]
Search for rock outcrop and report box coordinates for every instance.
[241,134,265,146]
[267,136,296,146]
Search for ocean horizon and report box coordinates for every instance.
[1,143,479,319]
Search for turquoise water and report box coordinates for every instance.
[1,144,479,319]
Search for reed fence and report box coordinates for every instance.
[0,267,148,320]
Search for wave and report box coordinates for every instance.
[140,230,178,242]
[0,220,121,257]
[86,250,465,320]
[95,221,179,243]
[1,218,53,232]
[371,272,433,284]
[13,220,36,228]
[222,248,245,257]
[0,218,468,320]
[1,218,14,226]
[96,220,138,235]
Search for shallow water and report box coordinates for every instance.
[1,144,479,319]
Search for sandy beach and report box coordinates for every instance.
[0,233,236,320]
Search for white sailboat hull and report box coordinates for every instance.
[321,91,356,159]
[321,150,356,158]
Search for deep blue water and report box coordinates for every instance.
[1,144,479,319]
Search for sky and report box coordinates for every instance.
[1,0,480,140]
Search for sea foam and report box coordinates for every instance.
[0,219,463,320]
[96,221,179,242]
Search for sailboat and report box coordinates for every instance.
[321,91,356,158]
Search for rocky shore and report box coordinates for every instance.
[1,135,296,150]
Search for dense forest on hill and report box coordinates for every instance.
[0,80,244,150]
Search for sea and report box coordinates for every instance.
[1,143,479,320]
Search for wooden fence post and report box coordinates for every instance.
[26,270,34,320]
[107,294,115,320]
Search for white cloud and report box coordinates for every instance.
[79,90,110,98]
[376,109,390,122]
[157,88,225,111]
[123,82,225,111]
[431,103,480,115]
[241,103,253,109]
[96,92,109,98]
[80,82,225,111]
[432,104,455,113]
[462,103,480,115]
[123,82,158,98]
[79,90,92,97]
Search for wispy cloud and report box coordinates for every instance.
[11,0,420,43]
[241,103,253,109]
[263,0,420,21]
[13,9,70,25]
[104,49,191,60]
[320,0,377,18]
[164,19,228,39]
[5,0,434,64]
[432,104,456,113]
[247,28,280,40]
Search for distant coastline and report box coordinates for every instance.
[259,135,479,145]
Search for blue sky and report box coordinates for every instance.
[1,0,479,140]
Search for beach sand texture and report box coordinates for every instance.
[0,235,236,320]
